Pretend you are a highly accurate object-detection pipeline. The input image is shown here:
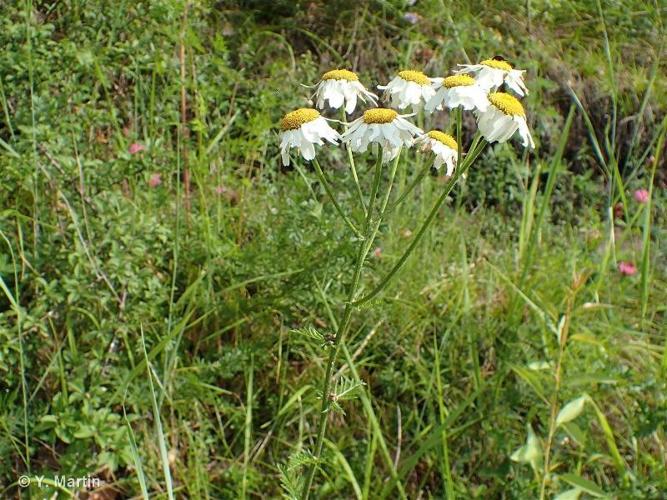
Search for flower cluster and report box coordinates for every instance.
[279,57,534,170]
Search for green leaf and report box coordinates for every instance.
[510,425,542,472]
[589,399,626,476]
[554,488,582,500]
[290,326,325,343]
[527,360,552,371]
[556,395,588,426]
[73,424,97,439]
[556,315,567,344]
[562,422,587,447]
[511,364,548,404]
[560,473,605,497]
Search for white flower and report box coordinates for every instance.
[313,69,378,114]
[341,108,423,162]
[476,92,534,148]
[279,108,340,166]
[425,74,490,113]
[455,58,528,97]
[416,131,458,176]
[377,70,436,110]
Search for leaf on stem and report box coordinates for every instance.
[556,395,589,427]
[290,326,325,343]
[510,424,542,472]
[559,473,606,497]
[553,488,582,500]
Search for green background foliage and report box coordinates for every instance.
[0,0,665,497]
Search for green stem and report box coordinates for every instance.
[455,107,462,164]
[348,146,367,217]
[365,152,384,229]
[357,151,403,260]
[353,137,487,307]
[388,162,430,213]
[312,158,364,239]
[454,107,465,212]
[514,106,575,299]
[301,152,385,500]
[341,109,367,216]
[641,125,664,319]
[433,332,455,499]
[341,343,407,499]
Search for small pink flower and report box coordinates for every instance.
[618,261,637,276]
[373,247,382,258]
[633,189,649,204]
[214,186,226,195]
[148,173,162,188]
[128,142,146,155]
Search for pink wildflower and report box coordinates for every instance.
[128,143,146,155]
[633,189,649,204]
[373,247,382,258]
[148,173,162,188]
[618,261,637,276]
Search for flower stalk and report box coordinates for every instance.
[312,158,364,239]
[301,151,388,499]
[340,108,368,216]
[281,62,534,498]
[353,136,487,307]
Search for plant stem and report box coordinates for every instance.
[302,148,406,498]
[433,332,455,498]
[179,2,191,213]
[388,162,430,213]
[454,107,466,212]
[301,152,385,499]
[340,109,367,216]
[312,158,364,239]
[539,337,565,500]
[640,125,664,319]
[513,106,575,309]
[353,137,487,306]
[455,107,462,164]
[539,281,575,499]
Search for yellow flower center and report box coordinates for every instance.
[488,92,525,116]
[321,69,359,81]
[443,74,475,88]
[427,131,457,150]
[397,70,430,86]
[480,58,513,71]
[280,108,320,131]
[363,108,398,124]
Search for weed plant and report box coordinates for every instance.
[0,1,665,498]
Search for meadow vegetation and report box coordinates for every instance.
[1,0,665,498]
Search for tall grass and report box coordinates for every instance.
[0,0,664,498]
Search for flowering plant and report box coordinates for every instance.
[279,58,534,498]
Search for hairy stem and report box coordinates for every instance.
[388,162,430,213]
[340,108,367,216]
[354,137,487,306]
[312,158,364,239]
[301,152,385,499]
[302,149,406,499]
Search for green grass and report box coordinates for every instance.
[1,0,666,498]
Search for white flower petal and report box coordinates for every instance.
[313,77,376,114]
[516,116,535,148]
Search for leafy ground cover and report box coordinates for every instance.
[1,0,665,498]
